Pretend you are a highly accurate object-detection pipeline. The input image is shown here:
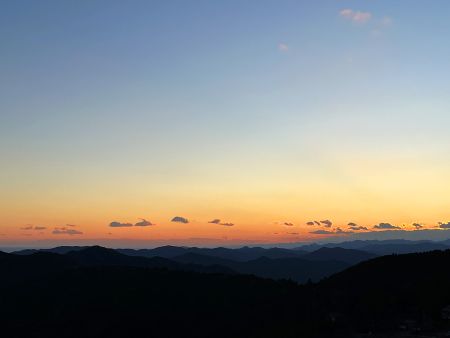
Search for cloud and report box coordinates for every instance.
[380,16,393,27]
[109,221,133,228]
[350,226,368,231]
[171,216,189,224]
[52,227,83,235]
[339,9,372,23]
[310,230,334,235]
[307,220,322,226]
[412,223,423,229]
[65,224,77,227]
[336,227,354,234]
[287,232,299,235]
[438,222,450,229]
[278,43,289,52]
[20,225,47,231]
[320,220,333,228]
[134,219,154,227]
[283,222,294,226]
[220,222,234,227]
[373,222,401,230]
[208,219,221,224]
[348,222,358,227]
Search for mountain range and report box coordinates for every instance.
[1,244,450,337]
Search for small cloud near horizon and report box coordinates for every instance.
[336,227,354,234]
[283,222,294,226]
[52,227,83,235]
[21,225,47,231]
[373,222,401,230]
[171,216,189,224]
[320,220,333,228]
[310,230,334,235]
[208,219,221,224]
[350,226,368,231]
[109,221,133,227]
[438,222,450,229]
[135,219,154,227]
[220,222,234,227]
[412,223,423,229]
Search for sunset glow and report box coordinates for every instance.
[1,1,450,248]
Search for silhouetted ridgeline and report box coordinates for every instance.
[1,246,450,337]
[11,245,368,282]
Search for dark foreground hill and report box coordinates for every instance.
[2,247,450,337]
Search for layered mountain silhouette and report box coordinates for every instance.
[295,239,450,255]
[11,245,374,282]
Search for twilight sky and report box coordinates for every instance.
[1,1,450,247]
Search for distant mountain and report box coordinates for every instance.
[360,242,450,255]
[4,246,234,283]
[173,252,349,282]
[117,245,187,258]
[302,247,377,264]
[118,245,306,261]
[13,246,88,255]
[296,239,450,254]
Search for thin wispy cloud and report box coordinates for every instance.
[283,222,294,226]
[209,219,235,226]
[336,227,354,234]
[20,225,47,231]
[52,227,83,235]
[278,43,289,52]
[350,226,368,231]
[310,230,334,235]
[380,16,393,27]
[339,9,372,24]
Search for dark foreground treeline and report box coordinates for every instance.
[1,247,450,338]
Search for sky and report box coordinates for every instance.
[1,0,450,248]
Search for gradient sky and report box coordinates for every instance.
[1,1,450,247]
